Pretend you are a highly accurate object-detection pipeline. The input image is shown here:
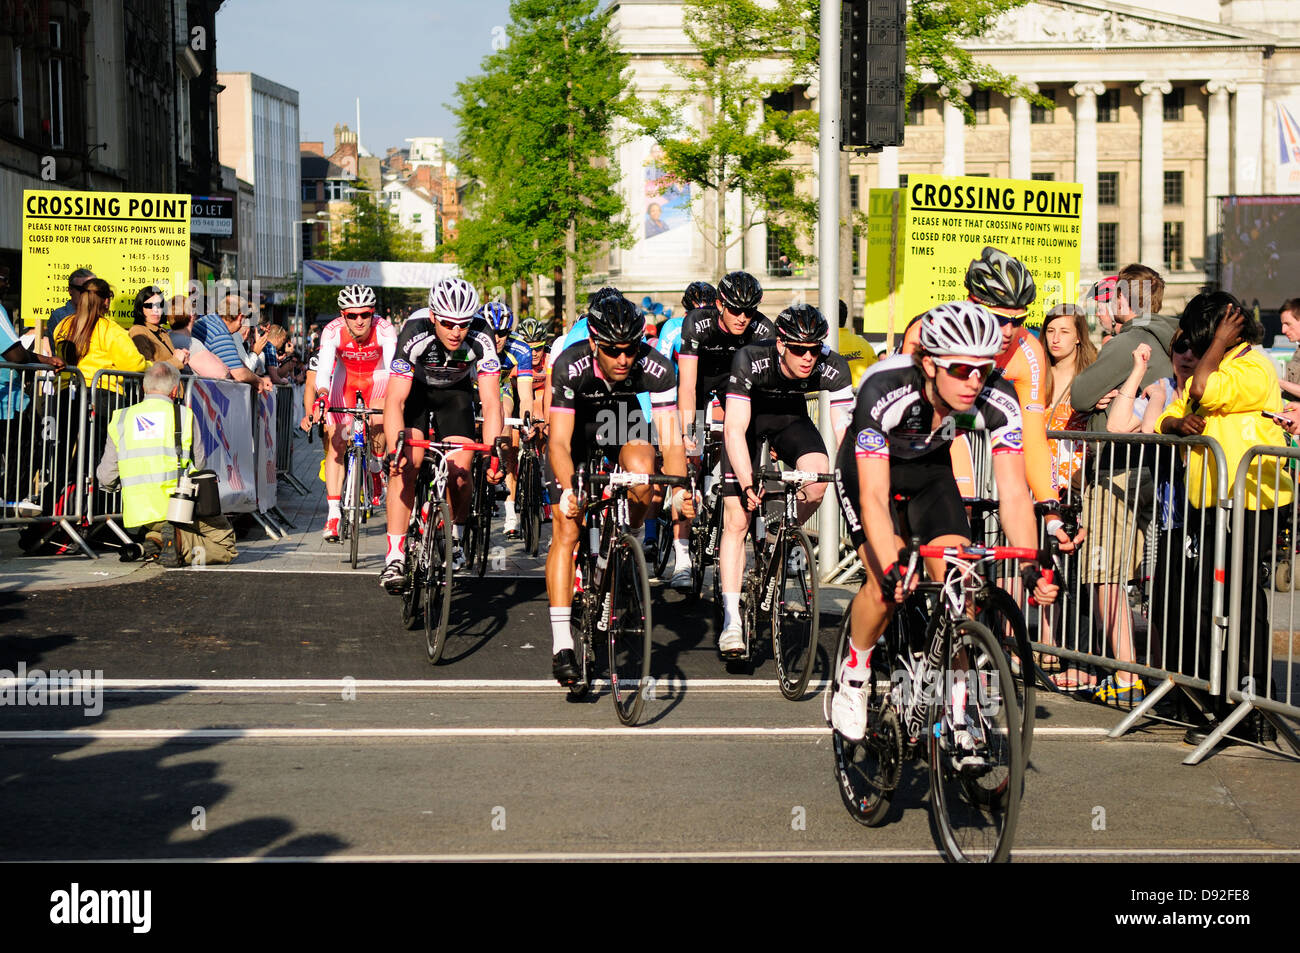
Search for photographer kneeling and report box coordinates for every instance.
[97,362,237,565]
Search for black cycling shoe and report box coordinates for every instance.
[552,649,581,686]
[1183,711,1277,747]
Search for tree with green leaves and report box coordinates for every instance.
[450,0,633,325]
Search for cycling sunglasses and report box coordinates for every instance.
[783,342,821,357]
[437,318,472,330]
[597,342,638,359]
[994,313,1027,328]
[931,357,995,381]
[343,308,374,319]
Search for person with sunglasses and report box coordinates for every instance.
[381,277,504,591]
[716,304,853,656]
[481,302,534,540]
[312,284,397,542]
[831,301,1067,744]
[545,294,694,687]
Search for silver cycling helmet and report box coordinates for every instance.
[919,300,1002,358]
[428,277,481,322]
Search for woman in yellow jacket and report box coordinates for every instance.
[53,277,149,393]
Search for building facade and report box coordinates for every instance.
[609,0,1300,317]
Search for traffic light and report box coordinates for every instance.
[840,0,907,150]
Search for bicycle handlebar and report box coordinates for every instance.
[756,467,834,486]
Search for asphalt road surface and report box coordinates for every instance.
[0,571,1297,862]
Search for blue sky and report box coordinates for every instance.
[216,0,512,156]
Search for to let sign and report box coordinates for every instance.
[191,196,233,237]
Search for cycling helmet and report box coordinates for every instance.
[964,246,1036,313]
[588,295,645,345]
[337,284,376,311]
[586,286,622,313]
[717,271,762,312]
[919,301,1002,358]
[428,277,481,322]
[519,319,549,346]
[775,304,828,344]
[481,301,515,334]
[683,280,717,311]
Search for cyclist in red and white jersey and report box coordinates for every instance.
[311,284,397,541]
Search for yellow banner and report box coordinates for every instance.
[21,190,191,331]
[864,174,1083,336]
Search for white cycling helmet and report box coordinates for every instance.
[429,277,481,322]
[337,284,377,311]
[919,301,1002,358]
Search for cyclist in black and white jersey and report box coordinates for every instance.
[717,304,854,655]
[380,277,504,591]
[545,295,695,686]
[831,301,1068,744]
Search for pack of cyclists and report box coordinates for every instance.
[310,255,1074,708]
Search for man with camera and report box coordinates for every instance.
[96,362,237,565]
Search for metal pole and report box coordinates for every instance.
[817,0,842,578]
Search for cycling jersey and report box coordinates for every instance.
[390,307,501,437]
[654,315,685,364]
[549,339,676,473]
[315,315,397,426]
[679,306,776,382]
[497,335,534,382]
[546,316,653,421]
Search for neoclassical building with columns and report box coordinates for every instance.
[605,0,1300,318]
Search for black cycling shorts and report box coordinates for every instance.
[720,412,826,497]
[404,384,476,440]
[551,402,653,498]
[834,442,970,549]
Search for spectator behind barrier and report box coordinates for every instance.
[129,285,189,370]
[190,294,272,393]
[46,267,96,349]
[1043,303,1096,493]
[52,278,148,394]
[168,295,194,348]
[1278,297,1300,402]
[96,361,237,565]
[1084,276,1119,345]
[1071,264,1177,432]
[1158,291,1292,744]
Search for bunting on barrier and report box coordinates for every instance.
[255,389,277,513]
[186,379,257,513]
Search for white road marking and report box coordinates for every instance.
[0,677,822,692]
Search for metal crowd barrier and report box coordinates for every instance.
[273,382,308,495]
[84,369,148,527]
[1189,445,1300,763]
[0,362,94,556]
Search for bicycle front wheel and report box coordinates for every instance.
[771,528,819,700]
[348,451,363,570]
[975,585,1036,767]
[474,460,492,577]
[424,501,454,664]
[829,611,899,827]
[928,619,1023,863]
[608,534,653,726]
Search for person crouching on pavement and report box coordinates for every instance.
[96,362,237,565]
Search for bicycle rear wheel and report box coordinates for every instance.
[771,528,819,700]
[829,612,900,827]
[519,452,541,555]
[928,619,1022,863]
[348,451,363,570]
[608,534,653,726]
[474,458,492,577]
[400,503,423,631]
[424,501,454,663]
[975,585,1036,767]
[688,496,710,600]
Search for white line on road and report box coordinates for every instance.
[0,677,825,693]
[0,725,1110,741]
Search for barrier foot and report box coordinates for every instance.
[1182,700,1253,766]
[269,506,296,529]
[1108,675,1176,738]
[103,519,134,546]
[1264,711,1300,757]
[59,519,97,560]
[279,472,309,496]
[251,511,285,540]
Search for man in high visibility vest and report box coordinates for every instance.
[96,362,236,564]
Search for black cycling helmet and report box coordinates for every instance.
[586,286,622,313]
[717,271,762,312]
[964,246,1036,313]
[683,280,717,311]
[588,295,645,345]
[775,303,828,344]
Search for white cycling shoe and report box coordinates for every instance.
[669,563,693,590]
[951,725,988,769]
[831,661,869,741]
[718,625,745,656]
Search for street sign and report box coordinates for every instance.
[191,196,233,237]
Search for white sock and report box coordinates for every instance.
[842,643,873,684]
[550,606,574,653]
[386,533,404,562]
[673,538,690,564]
[453,523,464,543]
[327,496,340,521]
[722,592,741,631]
[951,676,968,727]
[505,499,517,518]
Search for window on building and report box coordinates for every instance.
[1097,88,1119,123]
[47,19,65,149]
[1031,89,1055,124]
[767,225,794,276]
[852,228,861,277]
[1163,170,1184,206]
[906,91,924,126]
[765,87,796,115]
[849,175,860,210]
[897,173,909,191]
[1163,87,1184,122]
[1031,172,1055,181]
[301,222,312,261]
[967,89,990,124]
[1098,171,1119,205]
[412,213,421,224]
[1098,223,1119,272]
[1164,221,1184,271]
[301,182,316,201]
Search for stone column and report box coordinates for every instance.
[1009,83,1037,181]
[1071,82,1106,276]
[1137,80,1172,270]
[942,84,969,176]
[1203,81,1235,278]
[1233,81,1264,195]
[877,146,900,189]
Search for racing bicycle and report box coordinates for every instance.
[327,389,383,570]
